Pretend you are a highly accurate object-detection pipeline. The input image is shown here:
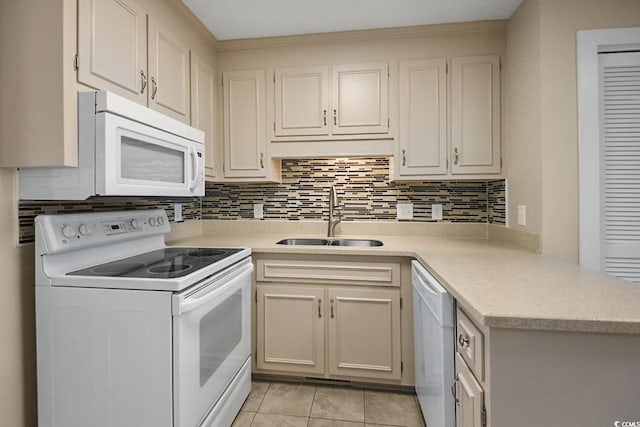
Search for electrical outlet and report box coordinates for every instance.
[432,204,443,220]
[174,203,183,222]
[253,203,264,219]
[397,203,413,220]
[517,205,527,226]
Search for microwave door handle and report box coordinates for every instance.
[187,147,197,190]
[174,263,253,315]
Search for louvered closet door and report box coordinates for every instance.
[600,51,640,283]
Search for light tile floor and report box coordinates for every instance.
[232,381,426,427]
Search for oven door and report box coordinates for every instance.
[172,258,253,427]
[95,112,205,197]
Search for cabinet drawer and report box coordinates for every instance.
[456,308,484,380]
[256,259,400,287]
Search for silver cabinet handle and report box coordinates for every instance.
[458,333,470,348]
[323,110,327,126]
[451,375,460,406]
[260,152,264,169]
[453,147,459,165]
[330,298,335,318]
[151,76,158,99]
[140,70,147,94]
[333,109,337,126]
[318,298,322,318]
[402,149,406,166]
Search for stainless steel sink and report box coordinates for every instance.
[276,238,383,247]
[276,238,330,246]
[329,239,383,247]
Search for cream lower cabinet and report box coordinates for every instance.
[254,256,404,383]
[456,353,485,427]
[328,287,401,380]
[455,308,486,427]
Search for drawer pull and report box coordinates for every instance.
[318,298,322,318]
[458,334,470,348]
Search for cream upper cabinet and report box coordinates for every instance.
[271,62,390,144]
[398,58,448,176]
[451,55,501,175]
[223,69,268,179]
[148,17,190,123]
[78,1,191,124]
[275,66,329,137]
[455,353,485,427]
[190,53,216,178]
[256,285,325,375]
[331,63,389,135]
[78,0,147,104]
[328,287,401,380]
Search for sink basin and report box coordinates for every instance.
[276,238,329,246]
[276,238,383,247]
[329,239,383,247]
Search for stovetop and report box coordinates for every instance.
[68,247,244,279]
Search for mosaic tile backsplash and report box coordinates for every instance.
[203,158,506,223]
[18,157,506,244]
[18,196,200,244]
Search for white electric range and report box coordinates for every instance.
[35,209,252,427]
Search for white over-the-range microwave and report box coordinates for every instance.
[19,91,205,200]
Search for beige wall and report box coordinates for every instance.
[0,170,36,427]
[505,0,640,262]
[504,0,542,233]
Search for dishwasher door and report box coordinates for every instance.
[411,260,455,427]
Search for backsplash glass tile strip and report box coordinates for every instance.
[203,158,504,224]
[487,179,506,225]
[18,197,201,244]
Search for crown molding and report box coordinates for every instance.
[216,20,507,52]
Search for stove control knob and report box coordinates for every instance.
[61,225,76,238]
[149,217,157,227]
[157,216,165,226]
[78,224,91,236]
[130,219,140,229]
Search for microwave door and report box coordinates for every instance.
[96,112,202,197]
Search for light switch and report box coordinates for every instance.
[397,203,413,220]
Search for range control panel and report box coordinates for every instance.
[36,209,171,254]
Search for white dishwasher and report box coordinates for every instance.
[412,260,455,427]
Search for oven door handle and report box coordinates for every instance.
[173,262,253,316]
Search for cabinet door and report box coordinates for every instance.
[398,58,447,176]
[223,70,267,178]
[256,286,325,375]
[190,53,216,178]
[275,66,329,137]
[148,17,190,123]
[331,63,389,135]
[78,0,147,103]
[455,354,484,427]
[451,55,501,175]
[328,287,401,380]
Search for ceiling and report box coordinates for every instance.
[182,0,524,41]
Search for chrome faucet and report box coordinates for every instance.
[327,185,342,238]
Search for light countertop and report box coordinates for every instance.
[168,222,640,335]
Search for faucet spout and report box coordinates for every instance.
[327,186,342,238]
